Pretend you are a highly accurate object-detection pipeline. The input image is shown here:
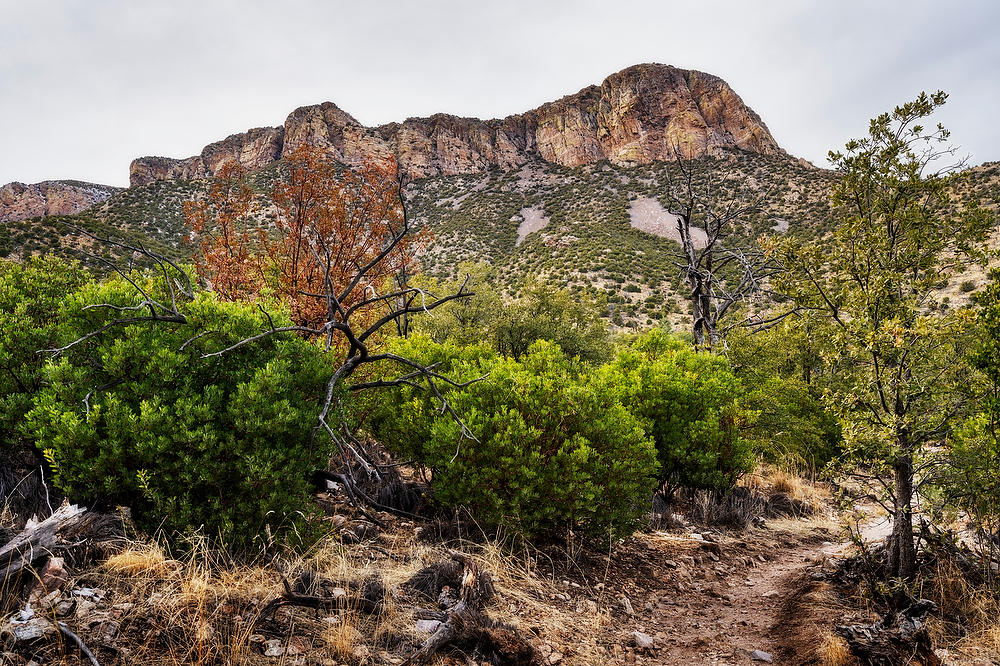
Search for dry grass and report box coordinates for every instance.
[70,520,624,664]
[817,633,857,666]
[758,466,830,512]
[922,556,1000,663]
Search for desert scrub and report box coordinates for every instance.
[367,336,658,541]
[601,329,756,494]
[24,276,330,548]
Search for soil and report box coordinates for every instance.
[536,516,848,665]
[1,496,861,665]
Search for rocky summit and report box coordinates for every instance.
[129,63,783,186]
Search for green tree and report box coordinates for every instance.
[778,92,992,580]
[411,270,611,364]
[725,320,841,472]
[368,336,658,540]
[409,263,503,347]
[495,277,609,363]
[941,270,1000,575]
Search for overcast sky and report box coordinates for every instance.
[1,1,998,187]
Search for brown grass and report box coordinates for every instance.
[922,555,1000,663]
[69,521,626,664]
[817,633,857,666]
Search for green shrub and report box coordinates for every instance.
[24,276,330,548]
[0,257,90,450]
[602,329,755,493]
[368,336,658,540]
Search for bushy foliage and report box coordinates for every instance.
[23,276,330,548]
[412,269,611,364]
[0,257,90,450]
[942,270,1000,542]
[725,323,841,472]
[367,335,658,540]
[601,329,755,493]
[496,278,610,363]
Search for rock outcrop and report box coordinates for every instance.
[129,126,284,187]
[0,180,120,223]
[127,63,784,185]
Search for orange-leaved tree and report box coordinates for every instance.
[185,144,423,344]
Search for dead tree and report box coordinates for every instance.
[661,145,788,349]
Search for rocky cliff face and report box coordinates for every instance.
[0,181,120,223]
[130,127,284,186]
[127,63,783,185]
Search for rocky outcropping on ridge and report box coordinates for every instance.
[0,180,120,223]
[129,63,783,185]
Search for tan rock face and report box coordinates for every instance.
[130,126,284,186]
[129,63,783,186]
[0,180,120,223]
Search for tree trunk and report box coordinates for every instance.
[690,273,716,349]
[888,454,916,581]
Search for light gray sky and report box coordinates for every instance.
[1,1,998,187]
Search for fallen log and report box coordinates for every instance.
[0,503,124,605]
[0,503,87,584]
[402,550,536,666]
[836,599,941,666]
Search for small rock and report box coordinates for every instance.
[621,596,635,615]
[263,638,285,657]
[699,541,722,555]
[547,651,564,664]
[415,619,442,634]
[72,587,105,601]
[632,631,654,649]
[761,590,780,598]
[39,557,69,593]
[6,617,57,643]
[75,598,97,619]
[352,521,377,541]
[750,649,773,662]
[51,599,76,617]
[690,532,704,541]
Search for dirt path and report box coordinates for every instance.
[595,518,844,665]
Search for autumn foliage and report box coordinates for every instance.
[184,144,421,333]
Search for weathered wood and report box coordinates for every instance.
[402,550,536,666]
[836,599,941,666]
[0,503,87,584]
[255,570,385,627]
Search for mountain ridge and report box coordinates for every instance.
[0,180,120,223]
[127,63,785,186]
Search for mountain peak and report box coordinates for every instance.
[117,63,781,186]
